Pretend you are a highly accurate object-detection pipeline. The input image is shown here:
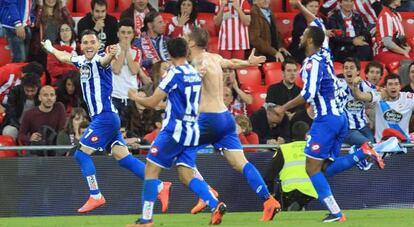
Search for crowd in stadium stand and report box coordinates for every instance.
[0,0,413,157]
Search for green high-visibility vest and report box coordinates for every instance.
[279,141,317,199]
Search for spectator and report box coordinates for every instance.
[214,0,251,59]
[47,23,78,85]
[134,11,170,71]
[249,0,290,62]
[18,85,66,155]
[77,0,118,50]
[0,0,36,62]
[143,61,171,96]
[341,58,375,146]
[353,74,414,142]
[266,59,303,120]
[111,19,151,117]
[168,0,200,38]
[364,60,384,86]
[56,107,89,154]
[397,0,414,12]
[223,68,252,116]
[120,125,141,154]
[56,70,84,116]
[374,0,414,66]
[327,0,372,62]
[143,110,163,143]
[289,0,320,63]
[250,103,291,145]
[401,61,414,93]
[29,0,74,65]
[235,115,259,152]
[0,62,44,111]
[120,0,156,37]
[1,73,41,141]
[263,121,317,211]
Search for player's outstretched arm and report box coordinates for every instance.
[100,45,118,68]
[42,40,73,65]
[221,48,266,69]
[280,94,306,114]
[289,0,316,24]
[128,88,167,108]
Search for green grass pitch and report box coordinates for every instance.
[1,209,413,227]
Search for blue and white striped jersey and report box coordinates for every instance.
[300,18,347,118]
[344,80,376,129]
[71,54,117,117]
[159,63,202,146]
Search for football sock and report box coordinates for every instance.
[118,154,145,180]
[141,179,162,222]
[243,162,271,200]
[74,150,101,198]
[325,149,365,177]
[188,178,218,210]
[310,172,342,217]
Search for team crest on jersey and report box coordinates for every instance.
[383,109,403,123]
[305,62,313,71]
[80,65,92,82]
[150,146,159,156]
[90,135,99,143]
[311,143,320,152]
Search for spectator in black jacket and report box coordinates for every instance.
[289,0,321,63]
[77,0,118,50]
[1,73,41,141]
[250,103,291,145]
[327,0,372,62]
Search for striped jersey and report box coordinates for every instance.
[159,63,202,146]
[300,18,347,118]
[322,0,379,25]
[343,80,376,129]
[215,0,250,50]
[167,17,200,38]
[71,54,117,117]
[374,6,405,56]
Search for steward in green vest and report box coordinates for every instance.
[264,121,317,211]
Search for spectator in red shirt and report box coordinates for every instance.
[167,0,200,38]
[235,115,259,152]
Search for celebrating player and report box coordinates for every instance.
[127,37,226,226]
[41,30,170,214]
[276,0,385,222]
[185,27,281,222]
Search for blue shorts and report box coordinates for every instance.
[147,130,198,169]
[197,111,242,151]
[79,112,126,151]
[305,113,348,160]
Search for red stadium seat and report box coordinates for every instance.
[271,0,284,12]
[0,38,12,67]
[160,12,174,25]
[66,0,74,12]
[286,1,299,13]
[207,36,219,54]
[400,12,414,39]
[0,135,17,158]
[118,0,131,12]
[360,61,369,80]
[76,0,115,13]
[246,85,267,115]
[197,13,219,37]
[274,13,295,48]
[236,66,262,89]
[333,61,343,75]
[263,62,283,85]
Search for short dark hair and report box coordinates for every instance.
[282,58,297,71]
[80,29,98,41]
[141,11,161,33]
[365,60,384,76]
[21,62,44,76]
[188,27,209,49]
[91,0,107,9]
[21,73,41,88]
[118,18,134,30]
[302,0,320,6]
[167,38,188,58]
[383,73,401,85]
[291,121,309,141]
[343,57,361,71]
[306,26,325,49]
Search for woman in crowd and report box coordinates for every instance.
[167,0,200,38]
[56,108,88,155]
[56,70,84,116]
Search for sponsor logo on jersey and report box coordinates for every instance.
[383,109,403,123]
[345,100,364,112]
